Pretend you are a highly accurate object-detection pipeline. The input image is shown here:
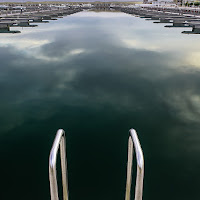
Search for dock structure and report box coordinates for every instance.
[1,3,200,35]
[0,4,83,34]
[182,23,200,34]
[0,23,20,33]
[115,6,200,34]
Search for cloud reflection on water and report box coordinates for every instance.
[0,11,200,131]
[0,11,200,200]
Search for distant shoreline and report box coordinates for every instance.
[0,0,142,4]
[0,1,142,4]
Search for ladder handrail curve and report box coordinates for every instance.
[125,129,144,200]
[49,129,69,200]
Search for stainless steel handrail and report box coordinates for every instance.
[49,129,69,200]
[125,129,144,200]
[49,128,144,200]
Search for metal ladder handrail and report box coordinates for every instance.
[49,128,144,200]
[49,129,69,200]
[125,129,144,200]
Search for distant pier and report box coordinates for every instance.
[0,4,83,34]
[1,3,200,35]
[115,6,200,34]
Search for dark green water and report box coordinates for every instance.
[0,10,200,200]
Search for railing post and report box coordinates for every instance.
[49,129,69,200]
[125,129,144,200]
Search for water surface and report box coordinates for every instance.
[0,10,200,200]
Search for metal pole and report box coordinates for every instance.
[49,129,69,200]
[125,129,144,200]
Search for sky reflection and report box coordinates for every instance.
[0,10,200,200]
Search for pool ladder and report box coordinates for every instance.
[49,129,144,200]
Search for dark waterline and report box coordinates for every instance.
[0,10,200,200]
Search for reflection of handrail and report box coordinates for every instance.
[125,129,144,200]
[49,129,69,200]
